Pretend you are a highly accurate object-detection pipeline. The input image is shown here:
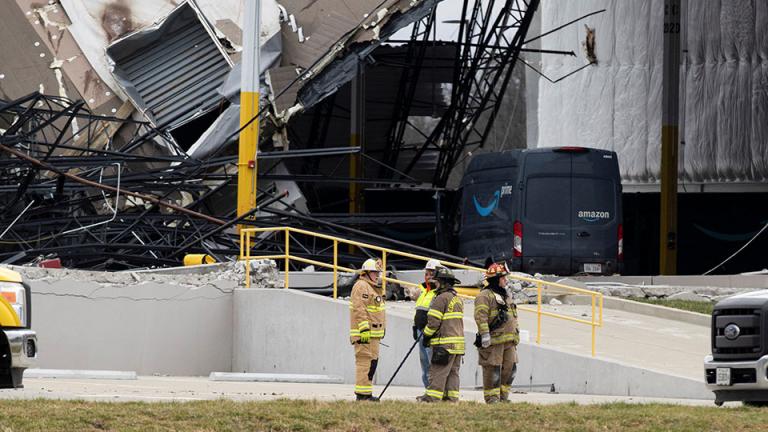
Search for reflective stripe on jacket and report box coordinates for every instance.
[474,288,519,345]
[423,290,465,354]
[350,277,386,343]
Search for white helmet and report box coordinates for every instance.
[361,258,382,272]
[425,259,442,271]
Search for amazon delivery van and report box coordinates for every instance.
[457,147,623,275]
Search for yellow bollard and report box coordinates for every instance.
[183,254,216,266]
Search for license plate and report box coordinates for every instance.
[716,368,731,386]
[583,263,602,273]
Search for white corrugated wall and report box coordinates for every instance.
[537,0,768,184]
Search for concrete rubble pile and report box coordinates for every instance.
[582,283,759,303]
[7,260,281,291]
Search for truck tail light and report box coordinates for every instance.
[513,221,523,257]
[0,282,26,327]
[618,223,624,262]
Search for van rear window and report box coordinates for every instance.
[525,177,570,225]
[572,178,615,226]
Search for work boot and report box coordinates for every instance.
[356,394,378,401]
[485,396,500,404]
[416,395,436,403]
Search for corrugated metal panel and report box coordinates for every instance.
[108,3,231,129]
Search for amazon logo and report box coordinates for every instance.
[473,190,500,217]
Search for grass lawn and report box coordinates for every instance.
[626,297,714,315]
[0,399,764,432]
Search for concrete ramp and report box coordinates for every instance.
[233,289,712,400]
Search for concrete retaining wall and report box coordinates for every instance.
[234,289,712,399]
[25,270,234,376]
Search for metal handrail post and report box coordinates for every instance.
[536,281,542,344]
[284,228,290,289]
[591,294,596,357]
[599,293,604,326]
[381,251,387,293]
[333,240,338,299]
[245,231,251,288]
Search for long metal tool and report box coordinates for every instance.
[378,333,422,400]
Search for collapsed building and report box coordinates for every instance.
[0,0,540,270]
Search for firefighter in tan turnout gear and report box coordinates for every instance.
[417,267,465,402]
[349,258,386,401]
[474,262,520,403]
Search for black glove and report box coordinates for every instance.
[422,335,431,348]
[412,326,419,341]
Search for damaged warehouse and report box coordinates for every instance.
[1,0,540,270]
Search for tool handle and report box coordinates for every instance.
[378,332,422,400]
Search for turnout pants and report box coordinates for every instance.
[479,342,517,402]
[354,338,380,396]
[425,353,462,401]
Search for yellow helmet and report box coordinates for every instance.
[361,258,382,273]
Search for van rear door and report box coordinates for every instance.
[520,152,572,274]
[570,151,621,274]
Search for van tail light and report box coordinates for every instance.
[618,224,624,262]
[513,221,523,257]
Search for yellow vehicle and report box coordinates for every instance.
[0,267,37,388]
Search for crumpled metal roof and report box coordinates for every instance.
[105,2,232,129]
[268,0,443,121]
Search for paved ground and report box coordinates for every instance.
[0,376,725,406]
[387,299,710,380]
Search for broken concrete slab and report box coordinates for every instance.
[667,291,711,302]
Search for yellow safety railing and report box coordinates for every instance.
[239,226,604,356]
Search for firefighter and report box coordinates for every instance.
[349,258,386,401]
[474,262,520,403]
[417,267,465,402]
[413,259,442,388]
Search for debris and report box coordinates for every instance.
[666,291,710,303]
[37,258,61,269]
[583,24,597,64]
